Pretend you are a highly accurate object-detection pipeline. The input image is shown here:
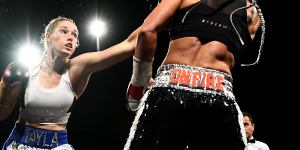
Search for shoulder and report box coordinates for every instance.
[246,0,261,39]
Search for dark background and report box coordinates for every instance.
[0,0,288,149]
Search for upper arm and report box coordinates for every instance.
[247,1,261,39]
[142,0,182,32]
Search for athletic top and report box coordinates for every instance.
[169,0,252,63]
[19,63,76,124]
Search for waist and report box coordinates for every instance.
[153,64,233,95]
[19,111,70,124]
[10,123,69,149]
[166,39,234,72]
[170,32,239,53]
[17,119,67,131]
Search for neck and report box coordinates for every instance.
[41,54,69,74]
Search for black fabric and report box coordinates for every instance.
[147,0,160,11]
[129,87,245,150]
[248,138,256,143]
[169,0,252,64]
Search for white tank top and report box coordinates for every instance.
[19,64,76,124]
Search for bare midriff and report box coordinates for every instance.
[163,37,235,75]
[18,119,67,131]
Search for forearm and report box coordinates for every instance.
[126,28,156,111]
[80,27,140,73]
[135,27,158,62]
[0,81,20,121]
[90,41,135,71]
[126,27,140,47]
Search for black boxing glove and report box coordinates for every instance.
[1,61,29,89]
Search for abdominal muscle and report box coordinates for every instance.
[17,119,67,131]
[163,37,235,75]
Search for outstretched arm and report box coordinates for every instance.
[68,27,140,98]
[71,27,140,75]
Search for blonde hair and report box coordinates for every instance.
[40,16,79,50]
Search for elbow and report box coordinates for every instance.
[0,109,11,122]
[139,25,158,40]
[0,87,20,122]
[135,25,160,62]
[137,25,158,50]
[138,27,157,46]
[0,116,8,122]
[0,102,14,122]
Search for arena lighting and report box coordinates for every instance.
[17,44,41,67]
[89,19,107,50]
[89,19,107,38]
